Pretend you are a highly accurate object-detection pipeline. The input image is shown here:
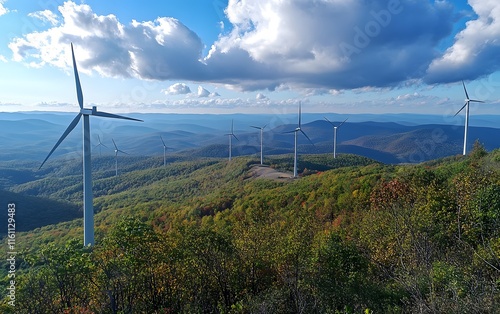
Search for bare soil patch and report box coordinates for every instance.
[247,165,294,182]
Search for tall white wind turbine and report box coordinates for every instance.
[285,102,313,178]
[112,139,129,176]
[225,120,239,161]
[324,117,348,158]
[160,135,171,167]
[250,124,267,165]
[94,135,108,157]
[39,43,142,246]
[455,80,484,155]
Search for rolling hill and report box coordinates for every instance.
[0,190,81,235]
[0,146,498,313]
[1,112,499,164]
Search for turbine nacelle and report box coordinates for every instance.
[455,80,485,155]
[39,43,142,246]
[325,116,348,158]
[287,102,313,178]
[81,108,93,115]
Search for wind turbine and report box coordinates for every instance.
[160,135,171,167]
[455,80,484,155]
[324,117,348,158]
[250,124,266,165]
[225,120,239,161]
[39,43,142,246]
[285,102,313,178]
[112,139,129,176]
[94,135,108,157]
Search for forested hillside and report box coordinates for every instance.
[1,145,499,313]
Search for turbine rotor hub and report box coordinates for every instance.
[80,108,93,115]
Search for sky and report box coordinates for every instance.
[1,0,500,116]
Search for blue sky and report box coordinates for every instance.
[1,0,500,116]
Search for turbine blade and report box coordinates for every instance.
[95,135,108,148]
[39,113,82,169]
[262,124,267,129]
[462,80,469,100]
[232,133,239,141]
[283,130,298,134]
[298,102,302,127]
[112,139,118,150]
[118,149,129,155]
[300,129,313,145]
[92,111,143,122]
[250,126,260,129]
[454,102,467,117]
[469,99,485,103]
[338,117,348,127]
[324,116,334,125]
[160,135,166,147]
[71,43,84,110]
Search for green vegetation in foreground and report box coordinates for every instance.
[0,146,499,313]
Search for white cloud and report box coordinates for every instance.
[0,55,7,62]
[10,0,496,93]
[396,92,421,101]
[28,10,59,26]
[256,93,267,100]
[197,85,220,98]
[9,1,203,79]
[203,0,456,90]
[425,0,500,83]
[0,0,9,16]
[163,83,191,95]
[197,86,210,97]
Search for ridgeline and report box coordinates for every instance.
[1,146,499,313]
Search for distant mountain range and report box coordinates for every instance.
[1,112,499,164]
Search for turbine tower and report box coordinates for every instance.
[160,135,171,167]
[112,139,129,176]
[94,135,108,157]
[39,43,142,246]
[250,124,266,165]
[285,102,312,178]
[324,117,348,158]
[225,120,239,161]
[455,80,484,155]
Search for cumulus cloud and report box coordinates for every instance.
[0,0,8,16]
[425,0,500,83]
[28,10,59,25]
[9,0,495,92]
[197,85,219,97]
[9,1,204,79]
[204,0,456,90]
[256,93,267,100]
[0,55,7,62]
[163,83,191,95]
[197,86,210,97]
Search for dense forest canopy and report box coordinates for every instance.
[1,145,499,313]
